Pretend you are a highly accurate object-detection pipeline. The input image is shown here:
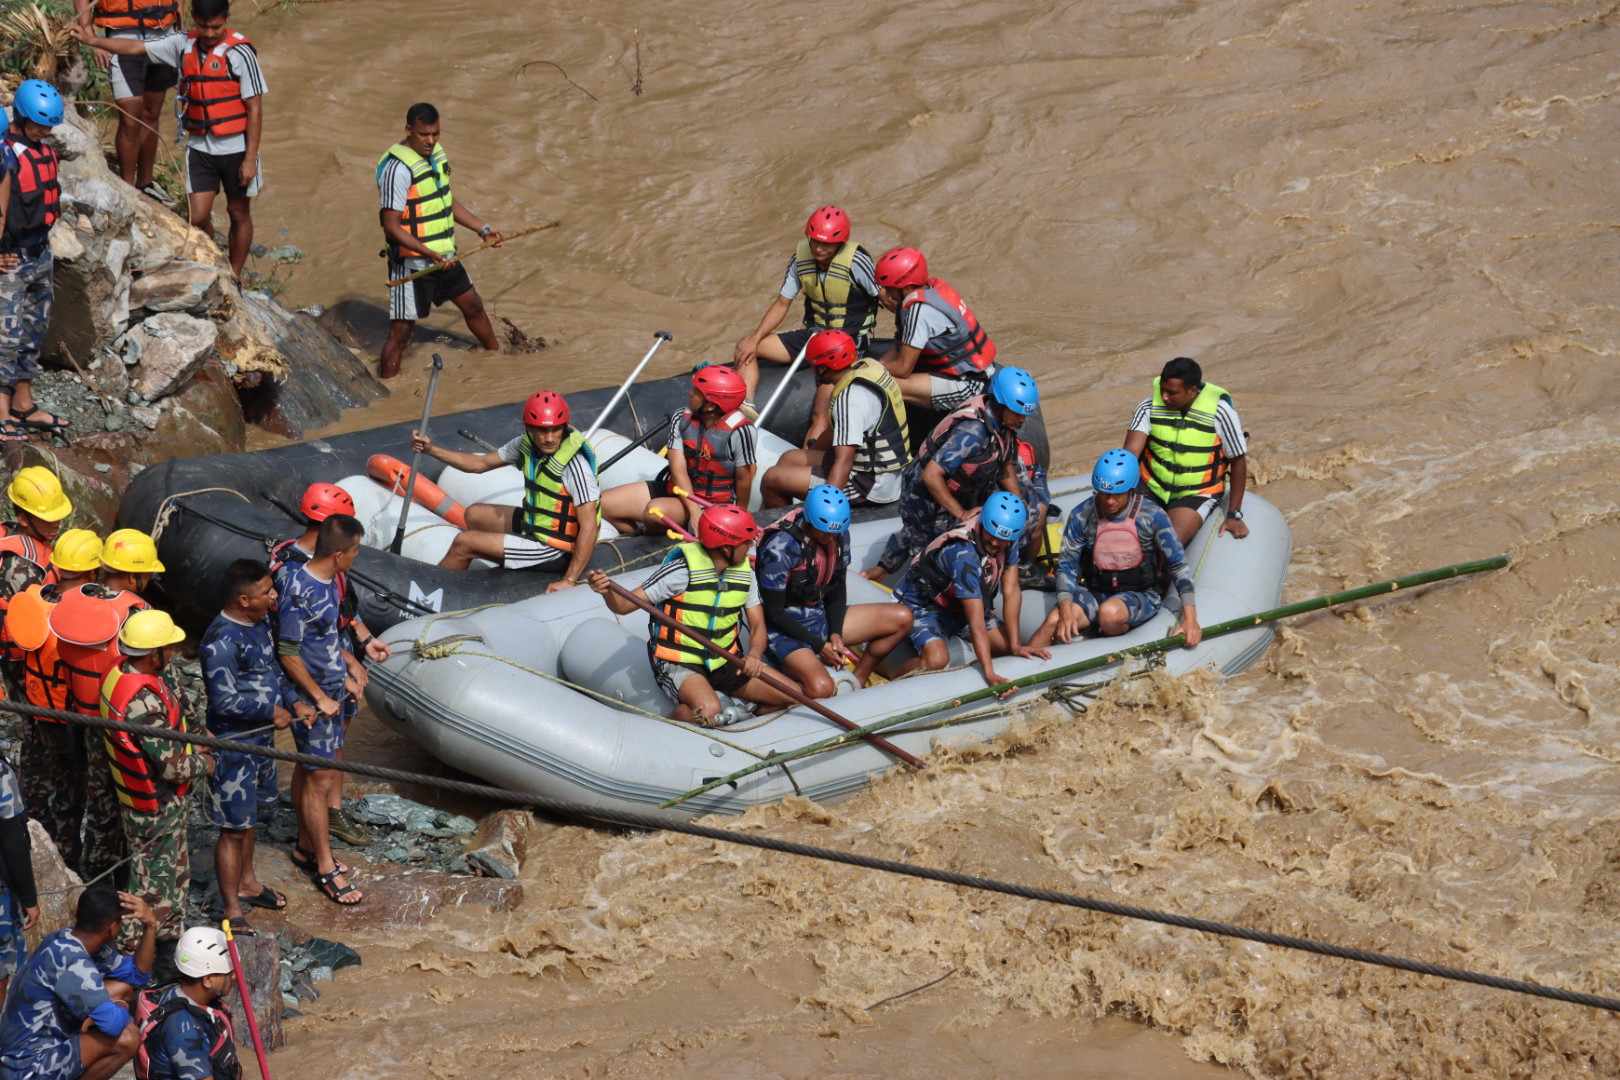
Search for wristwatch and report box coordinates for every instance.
[1229,509,1245,521]
[479,224,494,238]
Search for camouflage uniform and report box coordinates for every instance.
[80,726,127,886]
[113,679,210,944]
[17,718,84,871]
[0,249,52,391]
[0,540,49,757]
[0,755,32,983]
[877,409,1012,574]
[0,927,149,1080]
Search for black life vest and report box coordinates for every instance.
[4,131,60,247]
[758,507,849,608]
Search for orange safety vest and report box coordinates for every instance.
[52,586,147,715]
[92,0,178,33]
[100,667,188,815]
[2,585,70,714]
[178,31,253,139]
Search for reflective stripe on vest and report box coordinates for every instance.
[178,31,253,138]
[377,142,456,258]
[5,136,60,240]
[901,277,996,377]
[793,238,877,338]
[678,408,751,503]
[651,543,754,671]
[907,516,1005,614]
[1082,493,1158,595]
[831,360,910,476]
[758,507,847,608]
[519,430,597,546]
[1141,378,1231,504]
[92,0,178,33]
[914,395,1013,505]
[100,667,189,814]
[134,987,241,1080]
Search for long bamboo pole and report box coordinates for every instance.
[385,221,561,286]
[662,554,1510,808]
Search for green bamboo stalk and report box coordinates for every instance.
[662,554,1510,809]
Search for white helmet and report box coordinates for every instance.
[175,927,233,977]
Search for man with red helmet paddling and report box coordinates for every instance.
[410,390,600,587]
[733,205,884,406]
[589,504,800,725]
[869,245,999,412]
[600,365,756,536]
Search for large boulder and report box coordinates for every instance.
[129,261,230,316]
[116,313,220,403]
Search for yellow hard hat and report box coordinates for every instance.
[100,528,164,575]
[118,609,186,654]
[7,466,72,522]
[49,529,102,573]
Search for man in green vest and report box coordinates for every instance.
[1122,356,1251,545]
[376,101,504,379]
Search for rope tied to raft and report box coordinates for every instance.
[150,486,253,547]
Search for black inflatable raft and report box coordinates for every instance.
[119,364,1050,634]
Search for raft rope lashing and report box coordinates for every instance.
[0,696,1613,1016]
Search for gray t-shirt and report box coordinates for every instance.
[640,551,761,608]
[497,435,602,505]
[899,300,958,352]
[778,247,879,302]
[144,32,266,155]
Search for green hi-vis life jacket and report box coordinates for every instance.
[518,430,598,548]
[832,359,910,475]
[377,142,455,258]
[651,542,754,671]
[793,238,878,339]
[1141,378,1232,504]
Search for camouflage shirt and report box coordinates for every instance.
[0,928,148,1076]
[122,681,211,793]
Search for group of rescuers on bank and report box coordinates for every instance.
[405,202,1252,725]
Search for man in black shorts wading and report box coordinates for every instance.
[375,102,503,378]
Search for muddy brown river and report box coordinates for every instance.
[210,0,1620,1074]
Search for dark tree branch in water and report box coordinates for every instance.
[518,59,599,103]
[632,26,643,96]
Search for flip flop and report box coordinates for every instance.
[11,406,69,435]
[238,885,288,911]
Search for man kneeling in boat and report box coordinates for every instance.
[757,485,911,696]
[410,390,598,589]
[587,505,799,725]
[600,365,755,537]
[893,491,1050,690]
[1029,450,1202,648]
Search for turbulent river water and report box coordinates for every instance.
[215,0,1620,1074]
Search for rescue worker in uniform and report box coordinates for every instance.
[600,365,756,537]
[587,505,800,725]
[760,330,911,510]
[375,102,502,378]
[73,0,180,200]
[872,367,1039,579]
[1122,356,1250,545]
[80,0,269,277]
[0,81,73,439]
[134,926,241,1080]
[893,492,1050,690]
[869,246,998,412]
[100,610,214,949]
[756,485,912,695]
[410,391,599,582]
[0,467,73,721]
[733,205,883,404]
[0,752,40,1004]
[1030,449,1202,647]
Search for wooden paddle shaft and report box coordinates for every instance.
[384,220,560,286]
[605,580,925,769]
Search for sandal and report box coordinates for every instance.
[11,405,69,436]
[238,885,288,911]
[0,420,29,443]
[313,868,363,906]
[291,846,350,877]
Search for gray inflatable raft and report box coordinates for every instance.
[365,481,1291,817]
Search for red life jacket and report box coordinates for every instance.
[906,514,1007,614]
[100,666,188,814]
[178,31,253,139]
[4,133,60,243]
[900,277,996,378]
[757,507,848,608]
[677,407,752,503]
[134,986,241,1080]
[1082,494,1161,595]
[91,0,178,33]
[913,395,1015,508]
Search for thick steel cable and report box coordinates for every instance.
[12,698,1617,1015]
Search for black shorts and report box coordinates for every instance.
[387,258,475,322]
[777,328,886,359]
[646,468,674,500]
[185,147,258,199]
[1144,490,1219,515]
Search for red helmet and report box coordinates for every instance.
[806,330,856,373]
[300,482,355,523]
[874,246,929,289]
[692,365,746,414]
[697,504,760,549]
[1017,440,1037,469]
[523,391,570,428]
[804,205,850,244]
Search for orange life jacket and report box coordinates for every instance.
[91,0,178,33]
[100,667,187,814]
[52,585,147,715]
[3,585,70,715]
[900,277,996,378]
[178,31,253,139]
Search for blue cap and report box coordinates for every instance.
[980,491,1028,541]
[802,484,851,534]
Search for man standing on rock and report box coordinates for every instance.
[77,0,268,278]
[375,101,503,379]
[73,0,181,203]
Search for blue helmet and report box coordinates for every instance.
[989,366,1039,417]
[802,484,851,534]
[1092,448,1139,494]
[980,491,1028,541]
[13,80,63,128]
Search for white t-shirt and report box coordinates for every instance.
[778,247,878,302]
[144,32,266,155]
[829,381,903,501]
[497,436,602,504]
[1128,396,1248,459]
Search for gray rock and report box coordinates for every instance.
[224,930,284,1051]
[465,809,532,880]
[117,313,218,402]
[129,261,229,315]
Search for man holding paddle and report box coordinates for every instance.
[375,102,503,379]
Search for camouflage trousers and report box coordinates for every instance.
[878,482,959,573]
[18,719,86,871]
[80,727,129,886]
[0,247,52,388]
[120,799,189,946]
